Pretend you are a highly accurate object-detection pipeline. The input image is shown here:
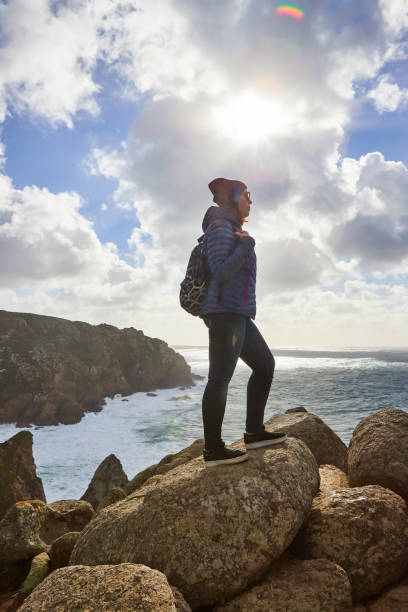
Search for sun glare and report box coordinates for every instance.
[212,91,289,146]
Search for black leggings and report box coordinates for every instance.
[201,313,275,451]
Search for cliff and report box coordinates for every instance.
[0,310,193,427]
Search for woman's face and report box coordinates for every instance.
[237,188,252,219]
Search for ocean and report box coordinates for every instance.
[1,346,407,503]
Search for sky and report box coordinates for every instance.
[1,0,408,348]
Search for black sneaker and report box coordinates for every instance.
[244,430,287,449]
[203,446,249,467]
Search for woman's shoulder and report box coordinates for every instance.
[205,218,237,235]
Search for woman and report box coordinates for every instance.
[199,177,286,467]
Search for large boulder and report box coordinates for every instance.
[360,574,408,611]
[125,438,204,495]
[47,499,94,531]
[18,564,189,611]
[215,558,352,611]
[19,552,50,598]
[0,431,45,520]
[0,309,193,427]
[292,485,408,601]
[81,454,128,510]
[49,532,80,571]
[97,486,127,511]
[70,437,319,609]
[264,410,348,471]
[0,499,92,566]
[348,407,408,502]
[319,464,349,494]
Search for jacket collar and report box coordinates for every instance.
[202,205,242,233]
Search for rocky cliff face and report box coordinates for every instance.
[0,310,193,427]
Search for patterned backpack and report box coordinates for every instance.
[179,234,209,316]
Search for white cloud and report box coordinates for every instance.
[1,0,408,345]
[0,171,186,340]
[0,0,225,127]
[378,0,408,37]
[367,74,408,112]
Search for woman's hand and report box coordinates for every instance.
[235,230,250,239]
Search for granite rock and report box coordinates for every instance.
[70,437,319,608]
[0,431,45,520]
[81,454,128,510]
[18,563,185,611]
[348,407,408,502]
[292,485,408,601]
[264,411,348,471]
[215,558,352,611]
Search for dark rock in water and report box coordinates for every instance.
[81,454,128,510]
[146,392,158,397]
[0,431,46,520]
[286,406,307,414]
[0,309,193,427]
[121,398,129,402]
[192,373,204,381]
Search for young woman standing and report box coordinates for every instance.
[199,177,286,467]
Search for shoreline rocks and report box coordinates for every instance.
[0,309,194,427]
[70,438,320,608]
[348,406,408,502]
[291,485,408,601]
[215,558,352,611]
[18,564,190,611]
[0,431,45,521]
[80,454,128,510]
[3,406,408,610]
[264,409,348,471]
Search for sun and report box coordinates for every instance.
[212,90,289,146]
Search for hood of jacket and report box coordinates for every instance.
[202,205,242,233]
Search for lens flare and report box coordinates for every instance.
[275,4,305,20]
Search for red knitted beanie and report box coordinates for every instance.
[208,177,247,208]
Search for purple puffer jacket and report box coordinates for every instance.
[199,206,256,319]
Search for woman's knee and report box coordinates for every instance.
[255,352,275,381]
[207,372,233,387]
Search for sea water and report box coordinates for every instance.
[0,346,407,503]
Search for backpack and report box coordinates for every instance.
[179,234,209,316]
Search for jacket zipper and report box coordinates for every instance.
[244,276,249,306]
